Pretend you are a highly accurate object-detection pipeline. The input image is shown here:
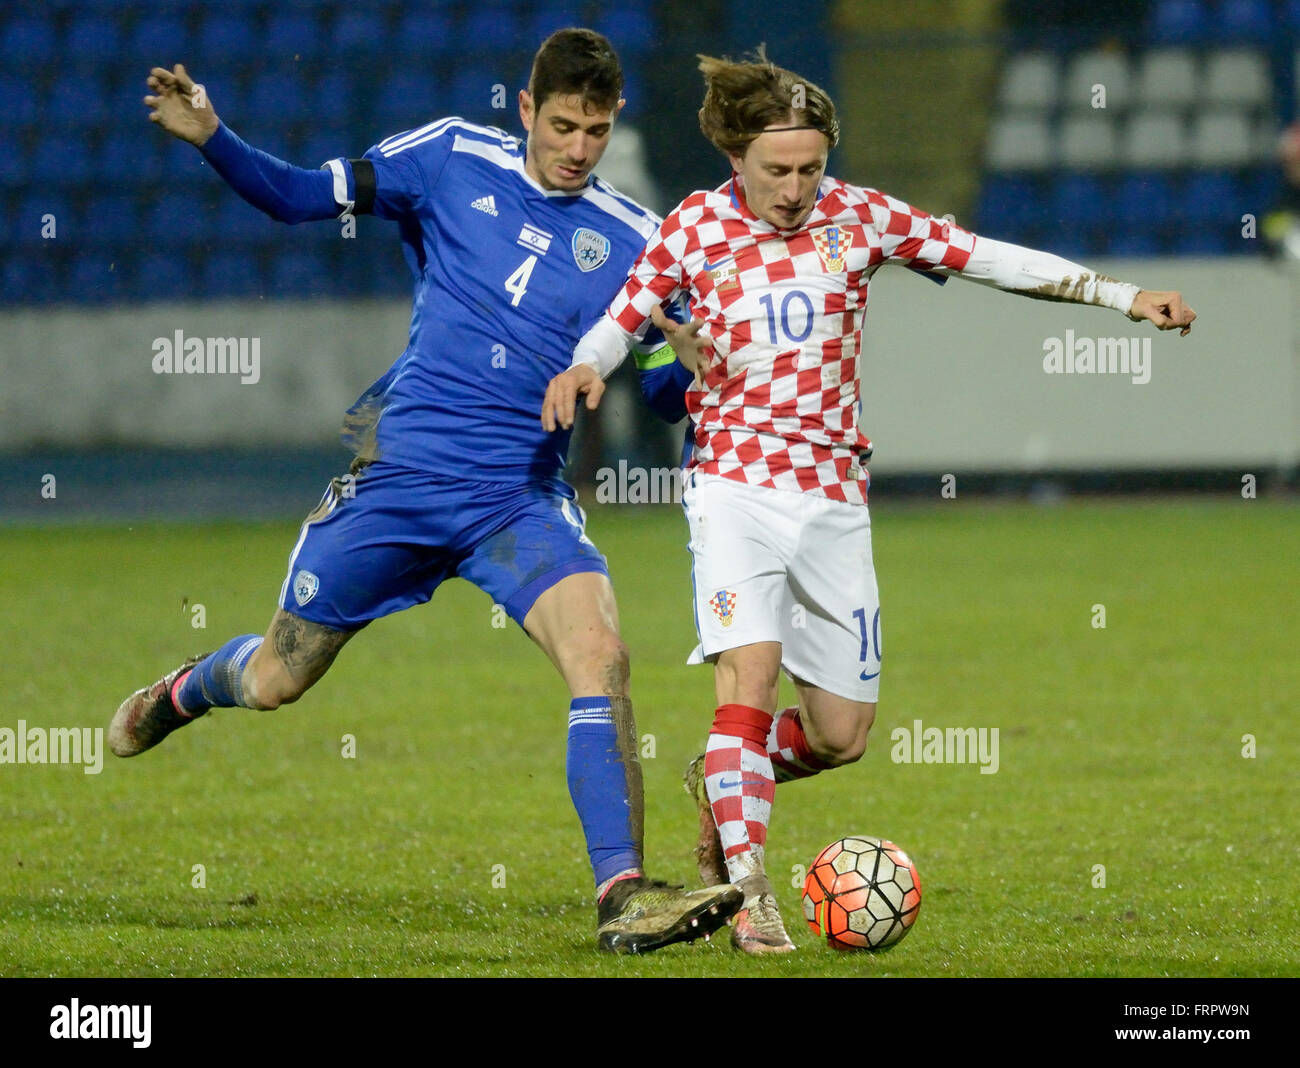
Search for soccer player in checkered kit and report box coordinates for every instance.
[543,49,1195,952]
[110,29,744,954]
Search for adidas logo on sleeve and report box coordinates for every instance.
[471,194,499,216]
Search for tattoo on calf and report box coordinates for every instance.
[271,613,350,678]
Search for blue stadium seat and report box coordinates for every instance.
[311,72,354,125]
[69,251,127,302]
[201,249,264,298]
[975,174,1046,237]
[1,17,59,70]
[79,193,141,248]
[266,10,325,60]
[64,14,122,63]
[1170,227,1231,254]
[1287,0,1300,27]
[393,10,457,58]
[29,135,95,186]
[1216,0,1275,41]
[295,126,353,170]
[1149,0,1213,44]
[448,67,506,121]
[97,129,166,184]
[197,13,259,59]
[129,14,191,60]
[1181,170,1242,224]
[532,4,588,42]
[269,249,324,296]
[374,70,447,132]
[1105,230,1164,256]
[1051,173,1110,227]
[0,75,41,128]
[47,74,112,129]
[0,132,28,189]
[215,196,274,242]
[619,68,647,118]
[247,76,314,124]
[1114,172,1177,228]
[3,251,59,304]
[333,10,390,56]
[464,5,524,53]
[147,192,212,247]
[596,10,657,56]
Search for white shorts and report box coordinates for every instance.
[682,472,882,703]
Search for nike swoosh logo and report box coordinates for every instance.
[718,777,769,790]
[702,256,734,271]
[859,670,880,681]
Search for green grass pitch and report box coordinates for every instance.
[0,498,1295,977]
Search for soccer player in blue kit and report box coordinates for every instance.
[109,29,740,953]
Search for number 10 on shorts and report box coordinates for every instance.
[853,607,882,682]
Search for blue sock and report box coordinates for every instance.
[175,635,263,715]
[566,697,641,888]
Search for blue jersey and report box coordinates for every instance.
[325,118,662,480]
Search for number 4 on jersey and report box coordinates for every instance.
[505,255,537,307]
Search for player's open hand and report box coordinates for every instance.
[542,364,604,432]
[145,63,219,146]
[650,304,709,386]
[1128,290,1196,336]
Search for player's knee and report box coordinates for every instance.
[815,734,867,766]
[592,631,630,693]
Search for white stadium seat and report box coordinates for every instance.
[998,53,1060,111]
[1203,49,1271,111]
[1133,49,1199,111]
[1121,111,1190,168]
[1063,50,1132,111]
[985,114,1054,170]
[1059,114,1119,169]
[1189,109,1256,167]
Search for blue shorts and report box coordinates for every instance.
[277,461,607,631]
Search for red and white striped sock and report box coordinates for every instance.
[767,706,834,783]
[704,703,776,886]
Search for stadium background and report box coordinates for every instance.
[0,1,1297,984]
[0,0,1296,516]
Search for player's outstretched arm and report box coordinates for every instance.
[144,63,218,147]
[1126,290,1196,336]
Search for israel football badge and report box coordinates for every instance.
[293,569,320,607]
[572,227,611,272]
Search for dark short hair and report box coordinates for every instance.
[528,27,624,112]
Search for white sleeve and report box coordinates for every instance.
[572,312,639,380]
[958,235,1141,315]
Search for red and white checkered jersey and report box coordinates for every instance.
[603,174,977,504]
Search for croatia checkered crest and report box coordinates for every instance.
[802,835,922,950]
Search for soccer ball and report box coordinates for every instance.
[802,835,922,950]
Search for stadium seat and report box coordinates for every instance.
[1132,49,1199,110]
[1105,230,1164,256]
[373,70,448,133]
[3,252,59,305]
[464,5,523,54]
[97,129,166,185]
[129,14,190,60]
[0,133,28,189]
[0,17,59,70]
[1181,170,1243,224]
[147,191,211,247]
[532,4,588,43]
[64,13,122,63]
[79,193,141,248]
[269,249,324,296]
[248,77,315,125]
[1051,173,1110,227]
[985,115,1054,171]
[69,251,127,302]
[393,10,457,58]
[1059,114,1119,170]
[1149,0,1213,44]
[1062,50,1132,112]
[265,11,325,61]
[1216,0,1275,41]
[1189,109,1257,167]
[974,174,1046,236]
[197,13,260,59]
[29,135,95,186]
[1121,112,1189,168]
[333,10,390,56]
[47,73,111,129]
[1114,171,1177,228]
[1202,49,1272,110]
[201,249,264,298]
[1170,227,1232,254]
[997,53,1060,112]
[448,68,506,124]
[595,10,657,57]
[619,68,647,119]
